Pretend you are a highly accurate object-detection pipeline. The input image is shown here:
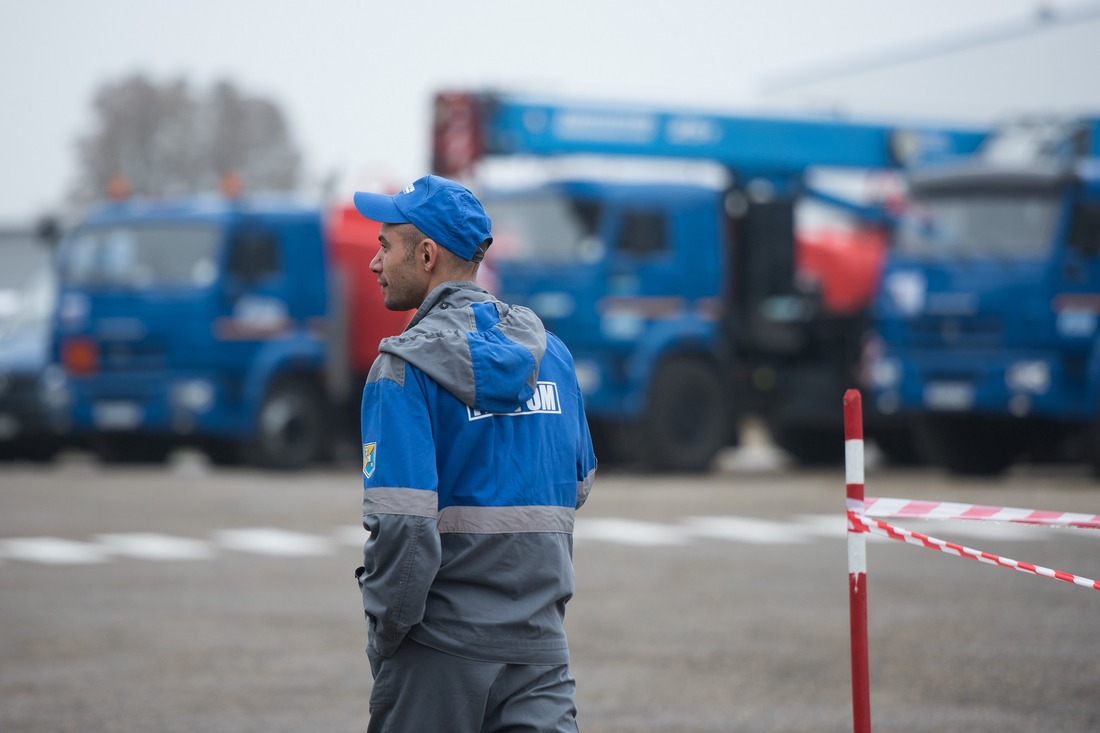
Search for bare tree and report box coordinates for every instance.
[72,74,302,205]
[204,81,299,189]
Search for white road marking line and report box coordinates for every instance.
[0,514,1069,568]
[682,516,813,544]
[0,537,111,564]
[213,528,334,557]
[796,514,858,540]
[94,533,217,561]
[797,514,893,542]
[332,525,368,546]
[573,518,690,546]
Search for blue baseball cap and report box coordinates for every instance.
[353,175,492,261]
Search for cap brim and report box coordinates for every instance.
[353,191,409,224]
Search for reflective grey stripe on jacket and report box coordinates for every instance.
[363,487,438,518]
[366,490,575,534]
[437,505,575,534]
[365,467,595,524]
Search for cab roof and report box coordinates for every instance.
[80,193,321,227]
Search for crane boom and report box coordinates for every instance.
[433,91,988,178]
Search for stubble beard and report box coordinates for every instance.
[383,245,424,312]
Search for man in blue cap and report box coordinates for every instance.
[352,174,597,733]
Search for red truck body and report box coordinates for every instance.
[326,205,412,373]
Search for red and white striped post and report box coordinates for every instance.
[844,389,871,733]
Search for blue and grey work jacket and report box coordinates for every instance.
[357,280,597,665]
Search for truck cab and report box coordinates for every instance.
[52,194,340,467]
[484,180,730,470]
[866,117,1100,475]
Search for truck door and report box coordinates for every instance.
[1060,197,1100,295]
[603,199,733,472]
[604,205,675,308]
[215,225,291,355]
[1056,197,1100,410]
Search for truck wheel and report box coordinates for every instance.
[770,424,844,466]
[0,438,60,463]
[640,359,728,473]
[91,434,172,464]
[917,416,1023,476]
[870,425,925,467]
[247,380,324,470]
[202,438,244,467]
[1089,415,1100,479]
[587,417,641,470]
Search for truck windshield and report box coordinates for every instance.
[59,223,220,288]
[897,190,1059,258]
[484,193,602,263]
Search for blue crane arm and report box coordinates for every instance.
[434,91,988,177]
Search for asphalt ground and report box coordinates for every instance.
[2,446,1098,733]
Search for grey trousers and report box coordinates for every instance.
[366,640,579,733]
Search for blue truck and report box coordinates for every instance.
[433,91,986,471]
[865,116,1100,476]
[48,190,410,468]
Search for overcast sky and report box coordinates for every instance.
[2,0,1098,222]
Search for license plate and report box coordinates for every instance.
[923,382,974,411]
[93,401,143,429]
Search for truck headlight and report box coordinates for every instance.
[868,357,902,390]
[171,379,215,413]
[1005,361,1050,394]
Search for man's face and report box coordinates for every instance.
[371,223,428,311]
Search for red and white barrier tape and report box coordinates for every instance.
[848,511,1100,591]
[864,497,1100,531]
[842,389,1098,733]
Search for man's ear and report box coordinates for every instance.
[420,238,437,271]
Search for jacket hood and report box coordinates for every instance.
[378,281,546,412]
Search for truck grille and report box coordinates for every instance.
[98,340,167,372]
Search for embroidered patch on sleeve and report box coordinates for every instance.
[363,442,377,478]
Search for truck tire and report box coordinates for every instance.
[247,380,324,470]
[91,433,172,464]
[586,417,646,470]
[770,424,844,466]
[916,415,1023,477]
[202,438,244,467]
[1089,414,1100,480]
[869,425,925,467]
[0,438,60,463]
[639,358,728,473]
